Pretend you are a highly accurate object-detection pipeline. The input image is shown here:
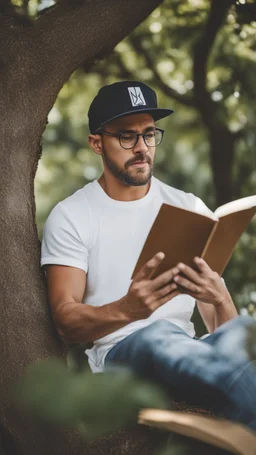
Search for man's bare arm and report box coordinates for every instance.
[45,265,131,344]
[45,252,179,345]
[196,301,216,333]
[197,298,238,334]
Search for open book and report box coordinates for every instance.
[139,409,256,455]
[132,195,256,279]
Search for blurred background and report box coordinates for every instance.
[35,0,256,318]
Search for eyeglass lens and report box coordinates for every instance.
[120,130,163,149]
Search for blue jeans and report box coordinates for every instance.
[105,316,256,430]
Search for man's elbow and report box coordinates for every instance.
[52,303,91,345]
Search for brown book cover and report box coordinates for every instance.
[139,409,256,455]
[131,195,256,279]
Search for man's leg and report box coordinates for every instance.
[201,315,256,427]
[105,318,256,429]
[202,314,253,358]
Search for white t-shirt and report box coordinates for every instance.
[41,176,210,372]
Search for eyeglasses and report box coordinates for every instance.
[98,128,164,150]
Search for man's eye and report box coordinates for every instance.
[122,134,135,142]
[145,132,155,139]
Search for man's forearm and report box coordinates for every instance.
[54,297,131,345]
[213,294,238,329]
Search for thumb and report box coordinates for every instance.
[134,252,165,282]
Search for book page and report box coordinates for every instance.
[202,206,256,275]
[215,195,256,218]
[139,409,256,455]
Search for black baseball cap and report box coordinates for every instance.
[88,81,174,134]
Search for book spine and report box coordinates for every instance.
[201,221,219,259]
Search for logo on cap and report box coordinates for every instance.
[128,87,146,107]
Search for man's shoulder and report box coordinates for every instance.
[153,177,202,211]
[46,181,98,229]
[54,181,97,214]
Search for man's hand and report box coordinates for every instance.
[173,257,232,306]
[121,252,180,321]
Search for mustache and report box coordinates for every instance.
[126,155,151,168]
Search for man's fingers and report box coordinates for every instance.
[152,265,179,290]
[150,281,178,301]
[193,257,212,274]
[176,262,203,285]
[173,274,200,294]
[134,252,165,281]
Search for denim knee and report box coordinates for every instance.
[139,320,186,348]
[228,315,255,329]
[213,315,256,363]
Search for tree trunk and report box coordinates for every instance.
[193,0,236,206]
[209,128,236,207]
[0,1,164,453]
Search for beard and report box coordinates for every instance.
[101,146,154,187]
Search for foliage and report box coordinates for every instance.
[6,0,55,16]
[3,0,255,451]
[16,358,170,440]
[15,315,256,448]
[35,0,256,318]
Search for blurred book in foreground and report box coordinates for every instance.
[139,408,256,455]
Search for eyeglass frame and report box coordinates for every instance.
[97,127,165,150]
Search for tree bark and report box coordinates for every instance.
[0,1,163,454]
[208,127,236,206]
[193,0,238,206]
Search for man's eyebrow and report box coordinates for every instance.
[118,126,156,133]
[144,126,156,132]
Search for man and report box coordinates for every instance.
[41,81,256,429]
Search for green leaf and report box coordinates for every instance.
[15,358,170,439]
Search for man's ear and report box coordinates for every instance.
[88,134,102,156]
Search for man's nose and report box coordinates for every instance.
[133,135,148,154]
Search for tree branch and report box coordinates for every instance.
[84,49,133,80]
[192,0,241,204]
[23,0,29,15]
[23,0,163,116]
[193,0,235,129]
[129,34,194,107]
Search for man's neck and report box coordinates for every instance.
[97,175,151,202]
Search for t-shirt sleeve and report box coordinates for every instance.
[191,194,215,218]
[41,203,89,272]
